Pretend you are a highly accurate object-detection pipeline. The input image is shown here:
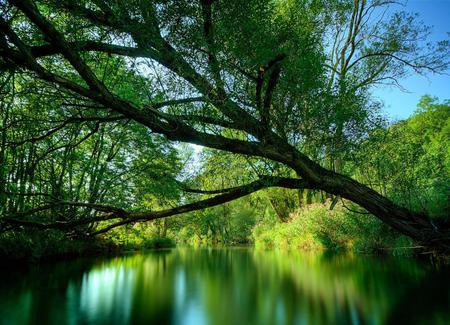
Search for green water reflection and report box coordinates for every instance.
[0,248,449,324]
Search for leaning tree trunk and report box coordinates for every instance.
[306,164,449,251]
[271,140,450,252]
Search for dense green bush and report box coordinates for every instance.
[0,230,112,261]
[252,203,415,254]
[142,237,176,249]
[0,223,176,261]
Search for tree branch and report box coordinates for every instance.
[200,0,224,90]
[262,63,282,127]
[2,176,309,234]
[256,54,286,129]
[152,96,206,109]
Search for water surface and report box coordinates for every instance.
[0,248,449,324]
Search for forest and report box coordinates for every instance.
[0,0,449,261]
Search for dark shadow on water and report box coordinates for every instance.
[386,265,450,325]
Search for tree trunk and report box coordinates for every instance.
[297,189,304,208]
[306,189,313,205]
[270,140,450,252]
[268,197,290,222]
[317,169,450,251]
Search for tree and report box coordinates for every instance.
[0,0,449,251]
[352,96,450,219]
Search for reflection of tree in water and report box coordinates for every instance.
[0,251,179,325]
[167,248,445,325]
[0,257,100,324]
[123,251,177,324]
[0,249,449,325]
[248,250,428,325]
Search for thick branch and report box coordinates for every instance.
[256,54,286,128]
[262,63,282,127]
[90,176,309,236]
[10,0,110,94]
[2,176,309,234]
[152,96,206,109]
[175,114,236,130]
[200,0,223,90]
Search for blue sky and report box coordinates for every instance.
[372,0,450,120]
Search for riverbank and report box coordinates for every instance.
[0,203,441,263]
[252,203,418,256]
[0,231,176,264]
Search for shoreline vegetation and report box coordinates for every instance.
[0,201,435,263]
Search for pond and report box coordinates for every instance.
[0,248,449,324]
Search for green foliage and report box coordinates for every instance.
[142,237,176,249]
[253,203,414,254]
[172,200,257,246]
[0,230,112,261]
[167,99,448,253]
[101,222,176,250]
[351,96,450,218]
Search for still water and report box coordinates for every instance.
[0,248,449,325]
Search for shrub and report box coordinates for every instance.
[252,203,414,254]
[142,237,176,249]
[0,230,108,261]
